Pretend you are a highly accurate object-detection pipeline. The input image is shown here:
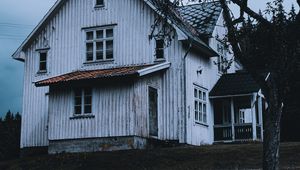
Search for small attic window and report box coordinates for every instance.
[95,0,104,7]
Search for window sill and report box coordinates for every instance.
[37,70,47,74]
[94,5,105,9]
[154,58,166,63]
[194,122,209,128]
[83,59,114,65]
[70,114,95,120]
[36,71,48,76]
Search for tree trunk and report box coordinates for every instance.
[263,86,283,170]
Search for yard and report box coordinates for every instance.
[1,143,300,170]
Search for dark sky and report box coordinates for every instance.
[0,0,298,118]
[0,0,56,117]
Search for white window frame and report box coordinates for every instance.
[239,109,245,124]
[85,27,114,62]
[74,88,93,115]
[194,86,208,124]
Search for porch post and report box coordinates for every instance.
[258,96,263,141]
[230,97,235,141]
[252,93,257,141]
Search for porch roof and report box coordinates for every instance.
[35,62,170,87]
[210,72,260,98]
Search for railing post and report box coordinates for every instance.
[230,97,235,141]
[258,96,263,141]
[252,93,257,141]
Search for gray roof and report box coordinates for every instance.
[178,1,222,36]
[147,0,217,57]
[210,72,261,97]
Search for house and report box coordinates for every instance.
[12,0,265,154]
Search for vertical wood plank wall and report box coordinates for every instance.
[21,0,188,148]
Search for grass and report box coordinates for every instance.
[1,142,300,170]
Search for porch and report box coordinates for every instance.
[210,72,265,142]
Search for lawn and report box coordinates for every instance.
[1,143,300,170]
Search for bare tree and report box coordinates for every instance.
[149,0,300,169]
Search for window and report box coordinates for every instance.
[194,87,208,124]
[155,39,164,59]
[95,0,104,7]
[85,27,114,62]
[39,52,47,72]
[74,88,92,115]
[217,43,227,73]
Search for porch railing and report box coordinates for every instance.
[234,123,253,140]
[214,125,232,141]
[214,123,255,141]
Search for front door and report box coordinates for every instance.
[149,87,158,137]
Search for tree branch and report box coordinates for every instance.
[220,0,269,98]
[231,0,272,27]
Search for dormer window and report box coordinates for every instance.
[155,39,164,60]
[95,0,104,7]
[85,27,114,62]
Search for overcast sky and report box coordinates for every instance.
[0,0,298,118]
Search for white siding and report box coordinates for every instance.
[48,83,135,140]
[21,0,187,147]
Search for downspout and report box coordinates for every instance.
[183,41,192,143]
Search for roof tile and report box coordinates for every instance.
[35,64,154,87]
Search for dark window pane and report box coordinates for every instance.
[96,52,103,60]
[156,50,163,59]
[86,53,93,61]
[106,29,113,38]
[199,91,202,100]
[156,40,164,49]
[86,31,94,40]
[85,88,92,96]
[84,105,92,114]
[203,92,206,101]
[156,40,164,59]
[39,62,46,71]
[195,111,198,121]
[86,43,93,52]
[85,96,92,105]
[96,42,103,51]
[96,30,103,39]
[106,40,113,50]
[75,97,82,105]
[96,0,104,6]
[39,52,47,71]
[75,89,81,96]
[106,50,113,59]
[194,89,197,98]
[199,103,202,113]
[75,106,81,115]
[40,52,47,61]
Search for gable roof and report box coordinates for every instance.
[210,72,261,98]
[178,1,222,37]
[35,62,171,87]
[13,0,219,62]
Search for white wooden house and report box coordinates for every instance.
[12,0,265,154]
